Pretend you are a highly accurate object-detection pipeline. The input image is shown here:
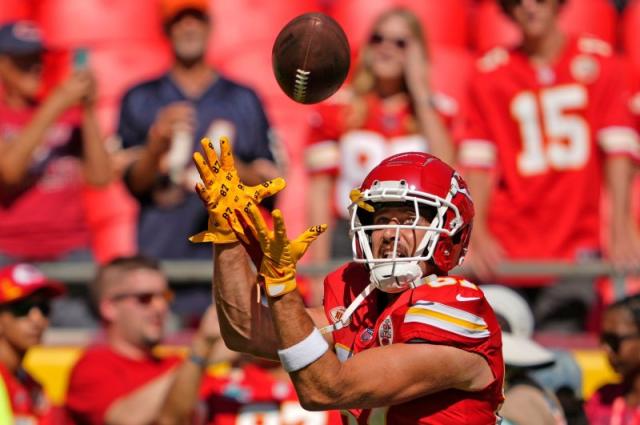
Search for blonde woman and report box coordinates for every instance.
[304,7,454,264]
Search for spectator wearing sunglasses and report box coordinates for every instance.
[304,7,455,269]
[0,263,65,423]
[0,21,112,266]
[586,294,640,424]
[65,255,224,425]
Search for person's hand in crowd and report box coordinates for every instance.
[190,137,285,244]
[403,37,431,102]
[51,69,98,110]
[147,102,196,158]
[610,221,640,269]
[468,227,506,282]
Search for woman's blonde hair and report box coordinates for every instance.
[347,7,429,130]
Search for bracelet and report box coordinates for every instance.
[188,353,208,368]
[277,328,329,373]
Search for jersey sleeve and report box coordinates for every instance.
[398,277,497,352]
[456,72,498,170]
[304,102,342,176]
[593,55,640,158]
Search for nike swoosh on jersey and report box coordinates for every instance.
[456,294,481,302]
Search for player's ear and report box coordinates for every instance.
[99,299,117,323]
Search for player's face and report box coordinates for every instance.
[367,15,413,80]
[108,269,171,348]
[508,0,559,40]
[370,205,429,265]
[168,12,210,63]
[600,307,640,376]
[0,294,50,353]
[0,53,43,100]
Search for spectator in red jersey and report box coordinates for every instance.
[0,21,112,266]
[587,294,640,424]
[305,7,455,265]
[457,0,640,331]
[0,263,65,423]
[65,255,224,425]
[193,140,504,424]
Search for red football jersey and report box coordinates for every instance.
[0,363,54,424]
[323,263,505,425]
[458,36,639,264]
[199,363,342,425]
[305,91,454,219]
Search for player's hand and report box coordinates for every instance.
[467,227,505,282]
[190,137,285,244]
[233,202,326,297]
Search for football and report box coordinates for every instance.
[272,12,350,104]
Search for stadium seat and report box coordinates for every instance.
[208,0,323,62]
[87,41,172,104]
[329,0,470,54]
[472,0,617,53]
[558,0,617,45]
[471,0,520,52]
[623,0,640,71]
[0,0,35,24]
[35,0,165,48]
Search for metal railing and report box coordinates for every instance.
[35,259,640,284]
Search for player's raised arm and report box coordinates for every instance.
[191,137,329,359]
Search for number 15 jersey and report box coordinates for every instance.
[458,35,640,264]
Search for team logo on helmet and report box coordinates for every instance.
[330,306,350,326]
[378,316,394,346]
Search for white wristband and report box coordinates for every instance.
[277,328,329,373]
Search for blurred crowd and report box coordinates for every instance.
[3,0,640,423]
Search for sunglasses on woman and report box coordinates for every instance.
[369,33,407,49]
[600,332,640,353]
[110,289,174,306]
[3,298,51,318]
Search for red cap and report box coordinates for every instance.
[0,263,65,304]
[160,0,209,22]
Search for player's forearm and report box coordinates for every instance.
[605,155,634,232]
[81,105,113,187]
[0,95,66,186]
[213,243,280,359]
[414,99,455,166]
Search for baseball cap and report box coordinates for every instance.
[0,21,44,56]
[481,285,556,368]
[160,0,209,23]
[0,263,65,304]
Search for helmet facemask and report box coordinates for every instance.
[349,179,464,293]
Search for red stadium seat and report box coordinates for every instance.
[329,0,470,54]
[87,41,172,104]
[0,0,36,24]
[558,0,617,45]
[207,0,323,62]
[35,0,165,48]
[623,0,640,71]
[472,0,617,53]
[471,0,520,52]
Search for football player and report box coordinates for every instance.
[191,138,504,424]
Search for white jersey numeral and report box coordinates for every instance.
[511,85,590,175]
[236,401,328,425]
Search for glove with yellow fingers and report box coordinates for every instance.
[233,202,327,297]
[190,137,286,244]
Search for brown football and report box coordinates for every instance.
[272,12,350,104]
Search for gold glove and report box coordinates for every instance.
[190,137,285,244]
